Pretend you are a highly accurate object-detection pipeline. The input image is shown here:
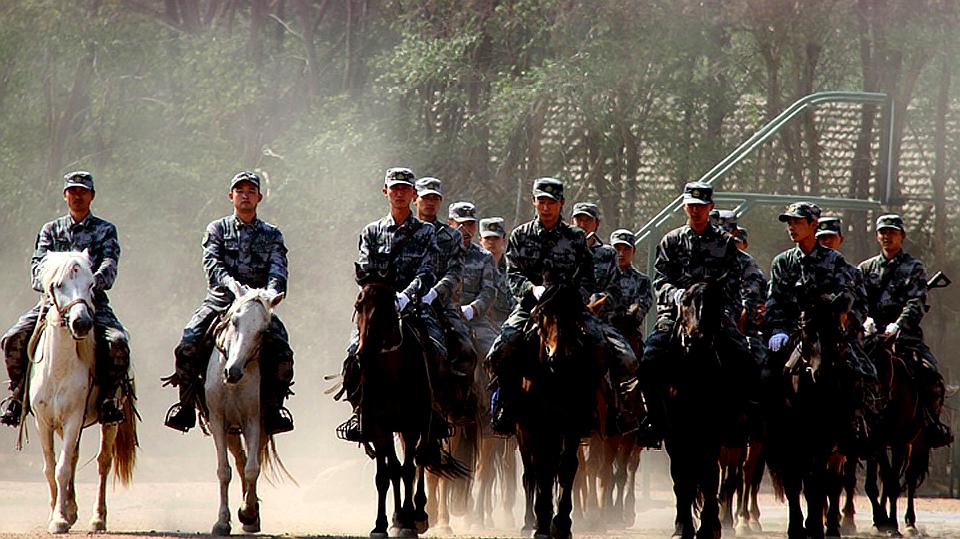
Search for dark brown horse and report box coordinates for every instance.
[515,281,604,539]
[766,292,853,539]
[352,266,467,538]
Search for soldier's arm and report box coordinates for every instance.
[469,253,498,315]
[898,259,929,331]
[202,221,234,290]
[653,235,680,307]
[846,264,868,328]
[402,225,437,299]
[92,223,120,291]
[575,235,597,299]
[267,228,289,295]
[506,230,535,300]
[764,255,796,335]
[633,273,654,324]
[432,229,464,303]
[741,262,766,323]
[30,223,55,292]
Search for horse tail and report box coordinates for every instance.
[418,432,471,480]
[447,421,480,516]
[112,388,139,486]
[768,467,786,502]
[259,435,298,487]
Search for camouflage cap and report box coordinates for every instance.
[571,202,600,220]
[384,167,416,188]
[230,170,261,191]
[682,182,713,205]
[816,216,843,237]
[778,201,821,222]
[610,228,636,247]
[448,201,478,222]
[63,170,94,191]
[415,176,443,197]
[479,217,506,238]
[876,214,905,232]
[532,177,564,200]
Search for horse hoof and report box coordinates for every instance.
[749,521,763,533]
[212,522,232,536]
[534,532,551,539]
[433,525,453,536]
[370,530,388,539]
[397,528,418,538]
[48,519,71,534]
[904,525,919,537]
[734,522,750,536]
[238,505,259,526]
[89,517,107,532]
[414,518,429,535]
[827,527,841,538]
[242,522,261,534]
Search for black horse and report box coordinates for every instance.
[514,280,604,539]
[351,265,467,538]
[766,292,855,539]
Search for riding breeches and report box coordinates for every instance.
[2,301,130,397]
[435,302,478,374]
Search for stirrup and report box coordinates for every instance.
[0,396,23,427]
[336,415,363,442]
[97,399,125,425]
[164,402,196,432]
[265,406,294,435]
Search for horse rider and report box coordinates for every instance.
[478,217,516,327]
[571,202,642,433]
[594,229,653,355]
[639,182,753,444]
[766,203,875,447]
[163,171,294,435]
[858,214,953,448]
[449,203,499,353]
[413,177,476,379]
[1,171,131,427]
[337,167,444,443]
[711,210,768,371]
[486,177,601,434]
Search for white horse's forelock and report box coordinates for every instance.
[39,251,93,289]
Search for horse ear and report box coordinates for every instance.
[267,291,285,308]
[81,248,92,266]
[227,278,244,298]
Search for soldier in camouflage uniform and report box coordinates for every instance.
[337,168,444,442]
[641,183,753,442]
[1,171,130,427]
[449,203,499,355]
[164,171,294,435]
[478,217,516,326]
[486,178,602,434]
[414,178,476,378]
[858,214,952,448]
[572,202,618,297]
[711,210,768,368]
[766,203,874,446]
[595,229,653,350]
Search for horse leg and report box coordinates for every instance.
[825,457,845,538]
[210,424,232,536]
[903,448,927,537]
[38,422,58,524]
[502,437,518,530]
[697,445,722,539]
[413,464,429,534]
[89,424,118,532]
[371,443,391,538]
[784,474,805,539]
[533,433,559,539]
[667,442,695,539]
[718,451,736,531]
[803,467,826,539]
[885,448,904,537]
[398,432,418,537]
[735,446,752,536]
[226,434,246,498]
[518,436,537,535]
[49,421,82,534]
[840,457,858,535]
[594,437,614,531]
[551,435,579,539]
[748,451,765,532]
[237,426,262,533]
[571,444,587,525]
[865,454,888,532]
[388,448,403,534]
[623,443,641,528]
[424,471,439,530]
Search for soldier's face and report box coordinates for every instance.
[877,228,904,252]
[449,219,476,245]
[383,184,416,209]
[572,214,598,234]
[818,234,843,250]
[614,244,635,269]
[786,217,816,243]
[533,196,563,224]
[683,202,713,228]
[63,187,94,215]
[229,182,262,212]
[480,235,506,255]
[415,193,442,220]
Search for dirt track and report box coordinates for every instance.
[3,473,960,539]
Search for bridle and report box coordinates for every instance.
[355,281,404,355]
[47,283,94,328]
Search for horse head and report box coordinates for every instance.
[217,280,284,384]
[788,291,853,383]
[531,278,586,368]
[676,274,727,354]
[354,263,402,359]
[40,250,97,340]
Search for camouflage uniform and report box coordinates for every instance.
[458,242,499,356]
[167,212,294,430]
[1,210,131,424]
[491,256,516,325]
[424,218,477,374]
[738,250,768,366]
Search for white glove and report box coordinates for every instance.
[673,289,685,305]
[768,332,789,352]
[421,288,438,305]
[395,292,411,312]
[461,305,475,321]
[589,293,602,303]
[884,322,900,336]
[532,285,546,300]
[863,317,877,335]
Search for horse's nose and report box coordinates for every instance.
[70,316,92,337]
[225,367,243,384]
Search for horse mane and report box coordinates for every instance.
[38,251,92,290]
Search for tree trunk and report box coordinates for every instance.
[46,48,95,191]
[930,54,951,357]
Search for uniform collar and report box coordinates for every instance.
[534,217,564,234]
[880,249,907,267]
[67,212,94,229]
[386,212,416,228]
[233,215,261,230]
[683,222,721,239]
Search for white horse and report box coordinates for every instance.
[28,250,137,534]
[205,280,287,536]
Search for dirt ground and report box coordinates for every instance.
[3,472,960,539]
